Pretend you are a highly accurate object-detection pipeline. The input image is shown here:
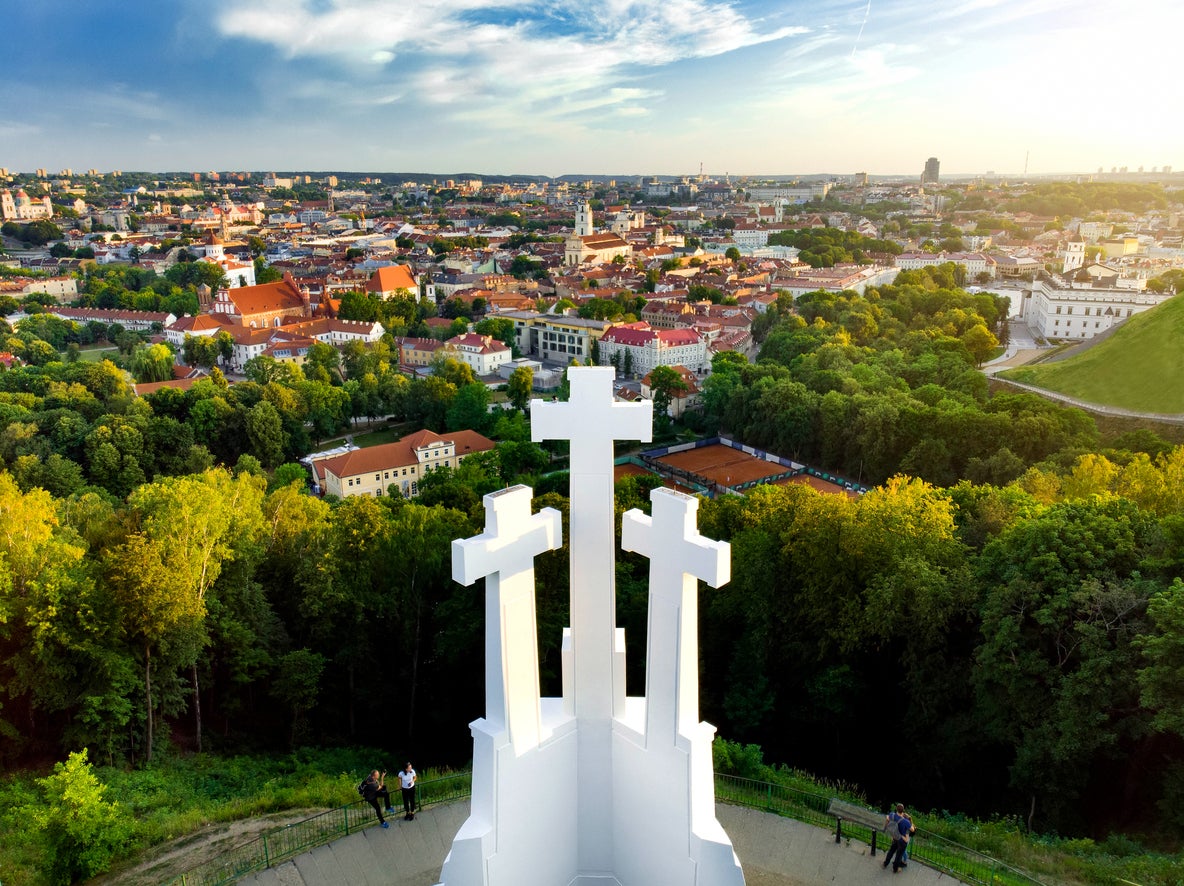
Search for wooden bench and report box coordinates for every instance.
[826,798,891,856]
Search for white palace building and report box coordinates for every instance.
[1017,272,1173,341]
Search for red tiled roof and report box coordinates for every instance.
[218,273,306,318]
[171,314,236,333]
[316,429,495,479]
[134,378,198,396]
[447,332,510,354]
[365,264,417,294]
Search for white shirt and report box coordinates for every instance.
[399,768,417,789]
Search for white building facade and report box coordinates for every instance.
[598,323,709,376]
[1019,277,1172,341]
[895,251,996,279]
[446,332,513,375]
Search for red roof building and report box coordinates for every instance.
[314,428,495,499]
[364,264,418,298]
[598,322,708,376]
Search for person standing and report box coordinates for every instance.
[399,761,418,821]
[882,803,910,872]
[361,769,393,828]
[900,809,916,869]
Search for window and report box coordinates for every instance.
[384,471,390,479]
[348,478,354,486]
[375,473,381,481]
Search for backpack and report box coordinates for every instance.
[357,780,367,797]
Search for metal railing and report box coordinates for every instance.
[715,774,1048,886]
[164,770,1046,886]
[162,771,472,886]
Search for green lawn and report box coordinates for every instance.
[68,345,121,363]
[999,294,1184,413]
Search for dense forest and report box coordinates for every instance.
[1,264,1183,853]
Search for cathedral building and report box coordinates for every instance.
[1,189,53,221]
[563,199,632,266]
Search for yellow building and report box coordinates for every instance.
[315,429,495,498]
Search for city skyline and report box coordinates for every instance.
[1,0,1180,177]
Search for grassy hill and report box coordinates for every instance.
[1000,294,1184,413]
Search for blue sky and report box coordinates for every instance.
[1,0,1179,177]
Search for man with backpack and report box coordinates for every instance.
[359,769,394,828]
[882,803,915,872]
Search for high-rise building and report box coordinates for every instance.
[922,157,940,185]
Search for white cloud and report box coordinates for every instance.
[214,0,807,129]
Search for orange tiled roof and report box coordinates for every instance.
[218,273,306,318]
[134,378,198,396]
[317,429,495,480]
[365,264,417,294]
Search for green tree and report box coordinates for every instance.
[112,470,267,757]
[507,365,534,412]
[272,648,326,749]
[305,341,341,384]
[269,461,309,492]
[27,749,133,885]
[961,324,999,367]
[129,343,176,383]
[973,499,1155,831]
[246,400,287,468]
[433,355,477,387]
[647,365,688,436]
[446,382,492,433]
[1138,579,1184,737]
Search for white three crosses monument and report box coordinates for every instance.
[437,367,745,886]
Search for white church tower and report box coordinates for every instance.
[438,367,745,886]
[574,199,594,237]
[1061,236,1086,274]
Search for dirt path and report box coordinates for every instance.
[89,809,324,886]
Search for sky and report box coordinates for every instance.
[1,0,1180,178]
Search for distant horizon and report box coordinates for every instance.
[6,167,1181,184]
[2,1,1180,175]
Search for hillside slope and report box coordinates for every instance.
[1000,294,1184,412]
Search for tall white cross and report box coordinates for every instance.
[453,485,562,754]
[622,487,730,744]
[531,367,651,719]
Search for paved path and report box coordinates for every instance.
[989,377,1184,424]
[242,801,957,885]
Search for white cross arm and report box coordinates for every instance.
[452,485,563,587]
[621,489,730,588]
[531,366,652,444]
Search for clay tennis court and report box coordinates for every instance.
[654,444,786,486]
[614,461,699,494]
[777,472,861,500]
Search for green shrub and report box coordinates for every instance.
[25,749,133,885]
